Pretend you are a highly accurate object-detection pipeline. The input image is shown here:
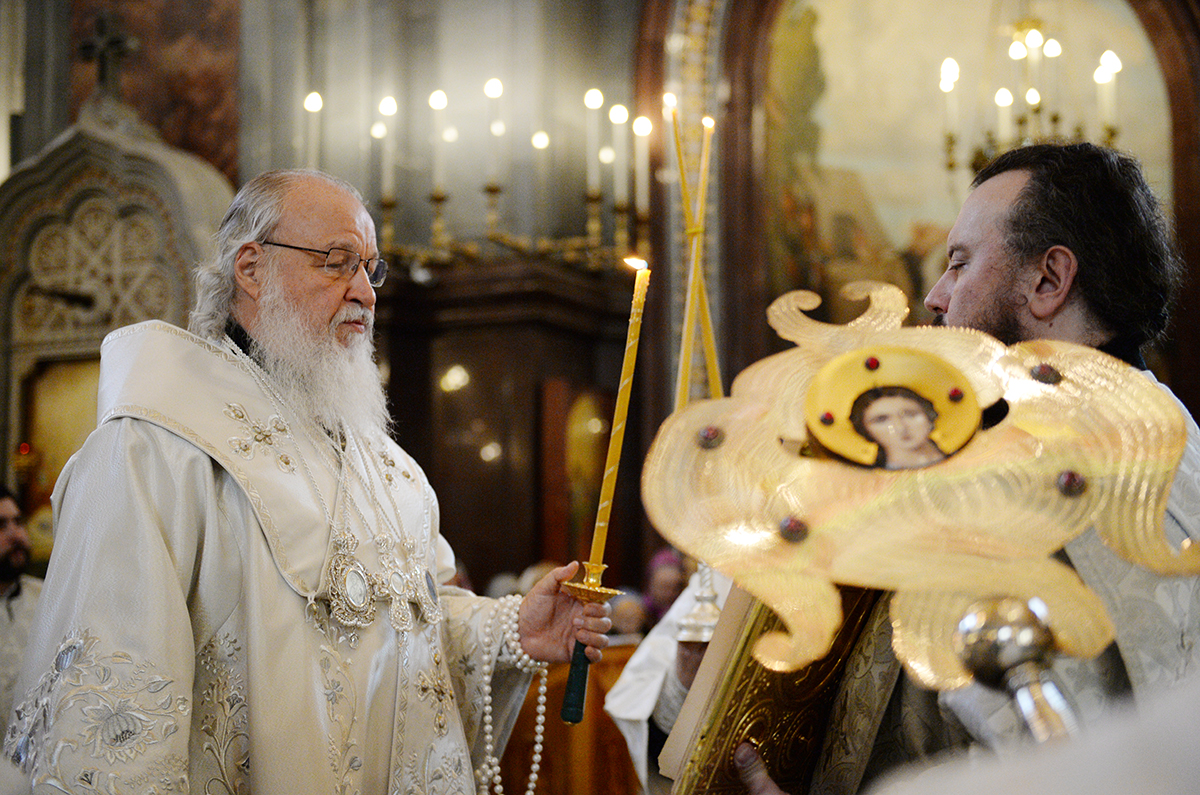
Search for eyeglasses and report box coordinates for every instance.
[260,240,388,287]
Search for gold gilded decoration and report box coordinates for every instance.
[224,403,296,474]
[804,345,980,466]
[641,282,1197,689]
[666,588,878,795]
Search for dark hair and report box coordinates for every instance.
[848,386,937,441]
[973,142,1183,346]
[0,485,15,504]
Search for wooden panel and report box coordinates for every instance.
[500,643,640,795]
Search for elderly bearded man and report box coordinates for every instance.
[2,170,611,794]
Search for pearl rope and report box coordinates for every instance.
[477,595,549,795]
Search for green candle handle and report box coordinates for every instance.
[560,640,591,724]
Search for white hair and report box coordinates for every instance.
[189,169,363,339]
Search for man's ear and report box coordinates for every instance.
[233,242,264,302]
[1027,245,1078,320]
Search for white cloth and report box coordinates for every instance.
[867,671,1200,795]
[0,575,42,728]
[604,569,731,790]
[2,321,531,794]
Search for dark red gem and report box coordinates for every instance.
[1057,470,1087,497]
[865,357,880,371]
[697,425,725,450]
[949,387,964,402]
[779,517,809,543]
[1031,363,1063,385]
[820,412,835,426]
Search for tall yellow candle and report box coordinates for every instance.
[664,93,695,230]
[589,258,651,565]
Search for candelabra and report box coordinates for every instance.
[941,10,1122,174]
[382,181,643,280]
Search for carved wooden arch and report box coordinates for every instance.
[634,0,1200,420]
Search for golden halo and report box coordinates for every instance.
[804,345,981,466]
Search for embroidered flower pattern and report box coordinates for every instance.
[2,628,191,791]
[377,447,414,490]
[224,403,295,473]
[196,634,250,794]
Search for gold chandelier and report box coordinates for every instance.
[941,6,1122,173]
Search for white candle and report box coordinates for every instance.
[378,96,398,198]
[585,88,604,194]
[485,79,503,183]
[995,88,1014,144]
[429,90,448,192]
[610,104,629,206]
[1096,51,1121,130]
[304,91,323,169]
[939,58,959,134]
[633,116,651,215]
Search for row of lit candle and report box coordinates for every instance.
[300,82,657,211]
[939,29,1123,145]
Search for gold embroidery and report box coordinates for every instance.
[416,669,452,738]
[224,402,295,474]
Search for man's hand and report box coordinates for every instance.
[734,743,790,795]
[676,640,708,690]
[517,561,612,663]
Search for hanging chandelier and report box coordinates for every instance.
[940,4,1122,173]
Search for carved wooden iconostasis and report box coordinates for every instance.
[0,136,231,570]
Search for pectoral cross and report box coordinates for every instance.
[78,11,139,101]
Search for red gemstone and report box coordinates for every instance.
[865,357,880,371]
[820,412,835,425]
[949,387,964,402]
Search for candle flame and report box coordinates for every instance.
[429,90,448,110]
[585,88,604,109]
[702,116,715,129]
[484,78,503,98]
[624,256,648,271]
[663,92,677,108]
[304,92,323,113]
[632,116,653,136]
[610,104,629,124]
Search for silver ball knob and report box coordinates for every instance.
[954,595,1054,690]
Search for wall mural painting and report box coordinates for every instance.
[763,1,944,328]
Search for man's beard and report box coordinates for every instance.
[0,543,29,583]
[930,275,1026,345]
[250,274,391,439]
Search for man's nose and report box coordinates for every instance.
[924,272,950,314]
[346,262,377,309]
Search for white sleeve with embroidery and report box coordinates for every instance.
[3,418,241,794]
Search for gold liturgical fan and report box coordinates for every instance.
[641,282,1199,690]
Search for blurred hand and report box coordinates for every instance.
[734,743,789,795]
[676,640,708,690]
[517,561,612,663]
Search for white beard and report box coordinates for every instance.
[249,275,391,440]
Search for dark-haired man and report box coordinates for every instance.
[0,486,38,727]
[736,142,1200,795]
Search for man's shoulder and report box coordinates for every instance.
[16,574,42,601]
